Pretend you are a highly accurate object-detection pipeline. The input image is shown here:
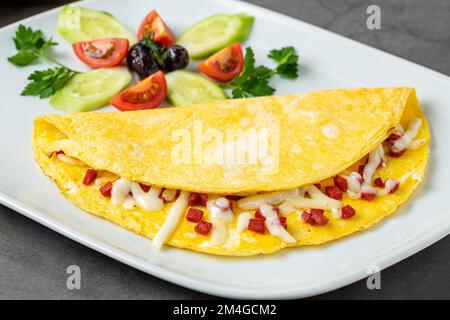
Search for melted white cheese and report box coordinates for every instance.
[407,138,427,150]
[161,188,177,202]
[392,118,422,152]
[279,185,342,213]
[345,172,362,192]
[111,178,163,211]
[123,195,137,210]
[153,191,190,250]
[259,204,296,243]
[236,212,253,233]
[377,178,399,196]
[361,184,377,195]
[377,172,419,196]
[237,189,300,210]
[207,197,234,245]
[343,172,362,199]
[331,207,342,218]
[130,183,163,211]
[66,181,79,195]
[56,154,86,167]
[111,177,132,206]
[363,144,385,187]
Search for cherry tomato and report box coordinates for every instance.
[72,38,129,68]
[138,10,175,47]
[198,42,244,82]
[111,71,167,111]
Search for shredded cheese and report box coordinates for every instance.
[130,183,163,211]
[279,185,342,214]
[363,144,385,186]
[56,154,86,167]
[161,188,177,202]
[236,212,253,233]
[207,197,234,245]
[153,191,190,250]
[123,195,137,210]
[407,138,427,150]
[237,189,299,210]
[111,177,132,206]
[344,172,362,199]
[259,204,296,243]
[111,178,164,211]
[392,118,422,152]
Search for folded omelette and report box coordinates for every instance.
[32,88,430,256]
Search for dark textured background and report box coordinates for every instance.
[1,0,449,300]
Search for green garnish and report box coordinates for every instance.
[229,47,274,98]
[8,25,58,66]
[229,46,299,99]
[7,25,79,98]
[268,46,299,79]
[22,67,76,99]
[140,34,167,67]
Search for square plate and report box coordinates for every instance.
[0,0,449,299]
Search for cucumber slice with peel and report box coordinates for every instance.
[50,67,132,112]
[166,70,227,106]
[57,5,137,45]
[176,14,254,59]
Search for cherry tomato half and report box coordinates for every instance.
[73,38,129,68]
[138,10,175,47]
[198,42,244,82]
[111,71,167,111]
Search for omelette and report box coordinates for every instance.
[32,88,430,256]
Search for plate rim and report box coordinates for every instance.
[2,191,450,299]
[1,0,450,299]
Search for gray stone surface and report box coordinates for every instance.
[0,0,449,300]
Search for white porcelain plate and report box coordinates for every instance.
[0,0,449,299]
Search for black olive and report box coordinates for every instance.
[164,45,189,72]
[127,43,161,79]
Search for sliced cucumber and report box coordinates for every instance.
[50,67,132,112]
[166,70,227,106]
[176,13,254,59]
[57,5,137,45]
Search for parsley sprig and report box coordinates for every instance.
[140,34,168,67]
[228,46,299,99]
[8,25,58,67]
[22,67,76,99]
[7,25,79,98]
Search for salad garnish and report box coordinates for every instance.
[229,46,299,98]
[140,34,168,67]
[22,67,77,99]
[8,25,58,67]
[7,25,79,99]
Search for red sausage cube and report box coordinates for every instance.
[83,169,97,185]
[326,186,343,200]
[99,181,113,197]
[278,216,287,229]
[195,220,212,235]
[334,176,348,192]
[248,218,265,234]
[199,194,208,206]
[254,208,266,221]
[310,208,324,215]
[139,183,151,192]
[361,192,376,201]
[188,193,200,206]
[186,208,203,223]
[341,205,356,219]
[311,210,329,225]
[374,177,385,187]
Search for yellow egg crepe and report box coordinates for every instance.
[32,88,430,256]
